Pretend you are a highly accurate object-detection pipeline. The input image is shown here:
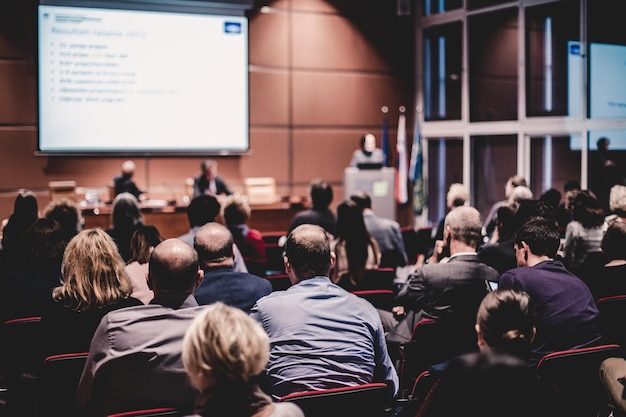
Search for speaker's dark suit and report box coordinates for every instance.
[386,253,500,344]
[193,175,231,198]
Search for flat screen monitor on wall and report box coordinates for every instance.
[37,0,249,155]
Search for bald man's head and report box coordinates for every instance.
[193,222,234,269]
[284,224,332,279]
[149,238,200,293]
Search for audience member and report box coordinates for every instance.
[603,184,626,231]
[77,238,205,416]
[560,190,605,274]
[539,188,562,215]
[222,195,267,275]
[43,197,83,242]
[1,218,67,322]
[432,182,469,243]
[182,302,304,417]
[498,217,602,364]
[411,352,557,417]
[350,191,408,268]
[600,356,626,416]
[586,221,626,300]
[177,194,248,273]
[113,160,145,200]
[0,209,38,274]
[40,228,143,358]
[474,288,535,361]
[193,222,271,313]
[555,180,581,232]
[483,175,527,239]
[509,185,534,206]
[349,133,385,168]
[193,159,232,198]
[125,224,164,304]
[330,199,381,289]
[13,189,39,216]
[106,192,144,262]
[250,224,398,400]
[381,206,499,346]
[592,137,624,215]
[477,204,518,274]
[288,178,337,237]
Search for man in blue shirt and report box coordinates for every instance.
[250,224,399,400]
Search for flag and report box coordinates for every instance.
[409,109,425,215]
[395,111,408,204]
[381,110,390,167]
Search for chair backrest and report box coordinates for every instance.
[351,289,394,311]
[278,383,390,417]
[243,257,267,278]
[37,352,89,417]
[399,318,479,392]
[263,242,286,276]
[106,408,182,417]
[597,294,626,349]
[0,316,43,377]
[536,343,623,417]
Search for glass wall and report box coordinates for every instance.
[529,135,582,200]
[423,23,462,121]
[427,138,463,226]
[468,8,518,121]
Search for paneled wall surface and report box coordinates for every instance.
[0,0,415,226]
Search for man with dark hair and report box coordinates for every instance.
[177,194,248,273]
[193,222,271,313]
[250,224,398,400]
[77,239,205,416]
[193,159,232,198]
[288,178,337,236]
[499,217,602,364]
[350,191,408,268]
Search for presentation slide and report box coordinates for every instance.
[38,4,248,154]
[590,43,626,119]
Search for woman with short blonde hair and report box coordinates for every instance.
[183,302,303,417]
[42,228,143,357]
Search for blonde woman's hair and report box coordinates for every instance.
[182,302,269,392]
[53,228,133,312]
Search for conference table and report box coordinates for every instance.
[80,199,303,238]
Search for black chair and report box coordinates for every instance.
[278,382,390,417]
[398,318,479,393]
[262,232,286,276]
[597,294,626,351]
[36,352,89,417]
[535,343,623,417]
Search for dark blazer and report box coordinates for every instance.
[195,267,272,314]
[193,175,231,197]
[363,212,408,268]
[386,253,500,344]
[499,260,602,364]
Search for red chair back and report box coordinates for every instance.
[351,289,394,311]
[597,294,626,350]
[106,407,182,417]
[37,352,89,417]
[278,383,390,417]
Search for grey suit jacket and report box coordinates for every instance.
[363,212,408,267]
[386,253,500,343]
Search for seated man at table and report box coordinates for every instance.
[193,159,232,198]
[113,160,145,201]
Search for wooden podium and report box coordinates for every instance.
[343,167,396,220]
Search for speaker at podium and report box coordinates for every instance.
[343,167,396,220]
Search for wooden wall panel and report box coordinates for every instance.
[249,12,288,67]
[249,70,289,125]
[292,72,410,127]
[0,62,36,124]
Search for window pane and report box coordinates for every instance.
[526,1,580,117]
[422,0,462,16]
[427,138,463,226]
[529,135,581,202]
[471,135,517,223]
[423,23,462,121]
[588,0,626,119]
[588,130,626,215]
[469,8,518,121]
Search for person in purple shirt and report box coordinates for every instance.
[250,224,398,401]
[498,217,602,365]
